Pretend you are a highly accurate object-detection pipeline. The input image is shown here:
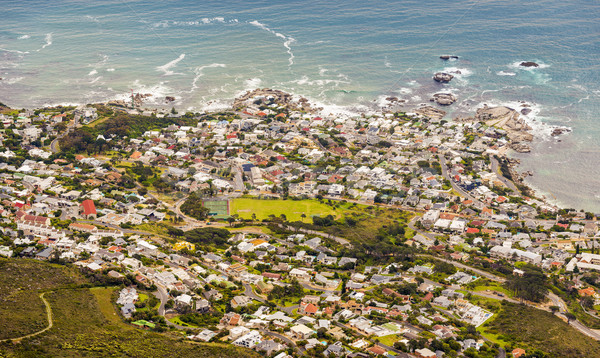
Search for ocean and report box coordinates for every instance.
[1,0,599,211]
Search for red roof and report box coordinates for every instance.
[466,228,480,234]
[81,199,97,216]
[367,346,386,355]
[303,303,318,314]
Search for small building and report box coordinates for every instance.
[80,199,97,220]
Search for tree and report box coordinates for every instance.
[180,192,210,220]
[581,296,594,310]
[504,264,548,303]
[549,305,559,314]
[566,312,576,324]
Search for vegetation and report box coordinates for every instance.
[0,258,85,340]
[183,227,232,250]
[59,107,197,154]
[0,258,259,358]
[504,264,547,302]
[180,192,210,220]
[483,302,600,357]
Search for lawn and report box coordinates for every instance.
[472,285,512,297]
[378,334,400,346]
[169,316,199,328]
[230,198,353,222]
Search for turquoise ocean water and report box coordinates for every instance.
[1,0,599,211]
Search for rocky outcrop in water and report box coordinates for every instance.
[520,61,539,68]
[165,96,175,103]
[433,72,454,83]
[431,93,457,106]
[440,55,459,60]
[551,127,571,136]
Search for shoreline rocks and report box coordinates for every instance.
[415,105,446,121]
[476,105,533,152]
[440,55,459,60]
[233,88,317,113]
[431,93,457,106]
[433,72,454,83]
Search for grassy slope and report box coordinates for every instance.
[0,258,84,340]
[0,259,259,358]
[482,302,600,357]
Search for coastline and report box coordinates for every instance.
[0,83,572,213]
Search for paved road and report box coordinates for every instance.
[156,284,169,316]
[418,254,507,283]
[438,154,485,209]
[0,292,54,343]
[300,281,341,294]
[407,216,437,240]
[258,329,305,354]
[332,321,411,357]
[275,223,352,248]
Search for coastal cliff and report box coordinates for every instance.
[475,105,533,153]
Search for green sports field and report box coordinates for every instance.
[230,198,350,221]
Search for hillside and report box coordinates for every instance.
[482,301,600,357]
[0,258,259,358]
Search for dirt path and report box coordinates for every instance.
[0,292,53,343]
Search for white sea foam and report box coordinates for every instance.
[89,76,102,84]
[113,80,175,106]
[4,77,24,84]
[106,68,115,72]
[198,99,232,112]
[153,20,169,28]
[291,76,349,87]
[0,48,29,55]
[249,20,295,67]
[18,35,30,40]
[497,71,516,76]
[319,68,328,76]
[85,15,100,23]
[201,17,225,24]
[88,69,98,76]
[156,53,185,76]
[37,33,53,51]
[244,77,262,90]
[443,67,472,76]
[190,63,226,91]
